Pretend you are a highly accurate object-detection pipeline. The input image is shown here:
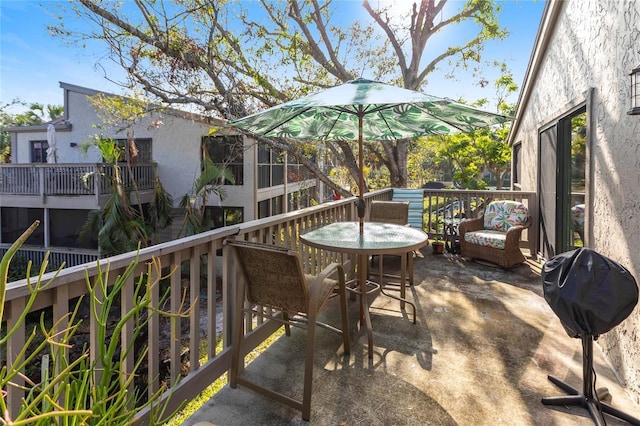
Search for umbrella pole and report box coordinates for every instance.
[358,109,365,234]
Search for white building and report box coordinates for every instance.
[508,0,640,403]
[1,82,318,268]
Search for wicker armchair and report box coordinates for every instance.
[225,240,351,421]
[459,200,532,268]
[571,203,585,243]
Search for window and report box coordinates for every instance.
[271,196,283,216]
[31,140,48,163]
[258,200,270,219]
[1,207,44,245]
[287,154,313,183]
[257,190,315,220]
[50,209,98,249]
[258,142,284,188]
[204,206,244,229]
[288,187,314,211]
[202,135,244,185]
[258,142,314,188]
[114,138,152,163]
[512,142,522,188]
[257,196,284,219]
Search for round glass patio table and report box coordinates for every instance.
[300,221,428,358]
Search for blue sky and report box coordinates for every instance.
[0,0,545,116]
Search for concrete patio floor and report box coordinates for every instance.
[185,250,640,426]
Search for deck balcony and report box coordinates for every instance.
[4,188,637,424]
[0,162,157,208]
[0,162,157,268]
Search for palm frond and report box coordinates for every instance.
[149,177,174,228]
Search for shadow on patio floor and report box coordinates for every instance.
[185,251,640,426]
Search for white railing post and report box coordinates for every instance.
[39,166,45,199]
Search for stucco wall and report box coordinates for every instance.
[511,0,640,402]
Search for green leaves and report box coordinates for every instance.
[56,0,512,191]
[1,234,181,424]
[179,157,234,237]
[78,137,173,256]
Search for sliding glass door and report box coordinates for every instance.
[538,107,587,260]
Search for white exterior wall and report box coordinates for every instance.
[511,0,640,402]
[12,127,101,164]
[67,89,213,204]
[8,83,316,223]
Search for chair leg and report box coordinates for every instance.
[282,312,291,336]
[302,311,317,421]
[338,278,351,354]
[230,280,245,389]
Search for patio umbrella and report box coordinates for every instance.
[227,78,510,233]
[46,123,58,163]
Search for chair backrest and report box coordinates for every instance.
[392,188,424,229]
[571,203,585,230]
[227,240,308,313]
[483,200,529,232]
[369,201,409,225]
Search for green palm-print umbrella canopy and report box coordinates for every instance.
[228,78,511,233]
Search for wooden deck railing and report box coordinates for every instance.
[0,246,99,273]
[1,188,536,423]
[0,163,156,196]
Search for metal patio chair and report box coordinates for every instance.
[225,239,351,421]
[368,200,415,285]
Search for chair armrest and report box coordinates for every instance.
[503,216,532,250]
[309,262,346,308]
[315,262,345,284]
[458,216,484,235]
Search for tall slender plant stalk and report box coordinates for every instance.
[1,222,185,424]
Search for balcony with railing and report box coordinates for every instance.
[2,187,541,423]
[0,163,157,198]
[0,245,100,273]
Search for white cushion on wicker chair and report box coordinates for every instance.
[459,200,532,268]
[464,229,508,249]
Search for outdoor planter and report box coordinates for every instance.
[432,241,444,254]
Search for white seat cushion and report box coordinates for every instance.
[464,230,507,250]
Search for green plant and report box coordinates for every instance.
[79,136,174,256]
[6,252,29,282]
[431,236,445,254]
[178,155,233,238]
[0,221,184,424]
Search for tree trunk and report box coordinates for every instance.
[387,139,409,188]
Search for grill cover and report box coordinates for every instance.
[542,248,638,338]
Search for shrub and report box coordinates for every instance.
[0,221,184,424]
